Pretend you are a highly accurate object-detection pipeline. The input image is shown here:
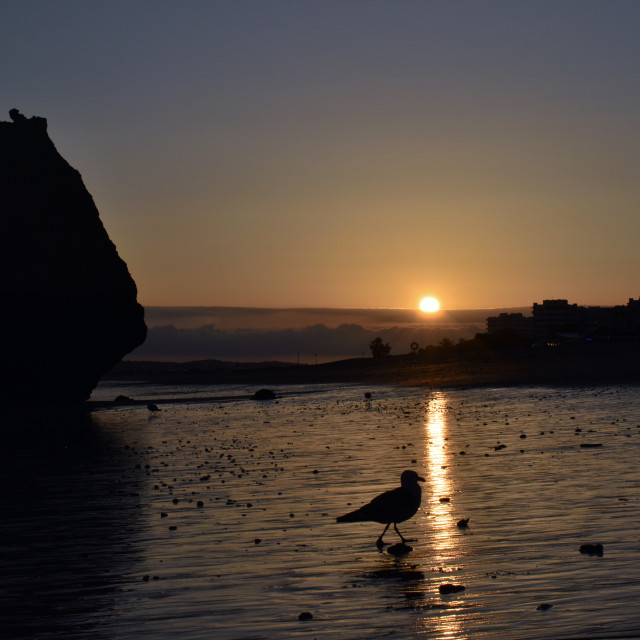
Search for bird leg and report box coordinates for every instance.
[393,523,411,544]
[376,523,391,548]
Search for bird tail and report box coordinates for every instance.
[336,509,364,523]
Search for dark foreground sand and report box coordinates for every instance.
[105,342,640,390]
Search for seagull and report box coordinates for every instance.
[336,469,425,547]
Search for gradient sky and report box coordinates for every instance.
[3,1,640,310]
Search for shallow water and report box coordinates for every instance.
[2,384,640,639]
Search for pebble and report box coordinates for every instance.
[298,611,313,621]
[439,583,466,594]
[579,543,604,556]
[251,389,276,400]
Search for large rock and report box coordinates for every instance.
[0,110,147,404]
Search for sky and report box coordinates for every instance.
[3,0,640,311]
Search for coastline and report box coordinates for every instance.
[102,341,640,391]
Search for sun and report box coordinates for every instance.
[419,296,440,313]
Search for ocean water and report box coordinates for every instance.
[2,383,640,639]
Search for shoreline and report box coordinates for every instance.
[101,342,640,391]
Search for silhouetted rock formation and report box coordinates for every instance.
[1,110,147,405]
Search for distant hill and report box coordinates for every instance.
[128,306,533,364]
[106,341,640,390]
[142,306,532,330]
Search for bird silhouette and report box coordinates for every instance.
[336,470,425,547]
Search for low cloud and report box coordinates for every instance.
[128,322,482,362]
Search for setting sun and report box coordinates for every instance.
[419,296,440,313]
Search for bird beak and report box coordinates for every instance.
[418,476,426,482]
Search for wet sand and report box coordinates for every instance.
[3,383,640,639]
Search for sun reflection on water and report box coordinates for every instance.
[419,392,464,638]
[425,392,458,560]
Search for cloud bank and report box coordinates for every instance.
[128,321,483,363]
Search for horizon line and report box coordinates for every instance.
[141,304,534,312]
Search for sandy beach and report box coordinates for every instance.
[4,382,640,639]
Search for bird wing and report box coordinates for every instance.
[341,487,417,524]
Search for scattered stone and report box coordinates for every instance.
[537,603,553,611]
[439,583,466,594]
[251,389,277,400]
[364,392,372,399]
[254,538,262,544]
[439,497,450,503]
[298,611,313,621]
[457,518,470,528]
[147,403,161,412]
[196,501,204,508]
[579,543,603,556]
[580,443,603,448]
[494,444,507,451]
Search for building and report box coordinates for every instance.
[486,313,534,341]
[486,297,640,346]
[585,297,640,339]
[532,299,587,343]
